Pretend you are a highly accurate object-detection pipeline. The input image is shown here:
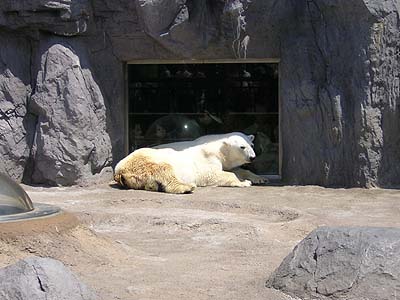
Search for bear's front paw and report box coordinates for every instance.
[239,180,252,187]
[250,175,268,185]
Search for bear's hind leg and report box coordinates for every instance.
[114,156,195,194]
[152,164,196,194]
[115,173,145,189]
[143,180,195,194]
[164,182,196,194]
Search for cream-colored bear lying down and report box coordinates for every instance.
[114,132,267,194]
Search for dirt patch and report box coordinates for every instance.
[0,211,78,239]
[0,184,399,299]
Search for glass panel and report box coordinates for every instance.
[0,173,34,215]
[128,63,279,175]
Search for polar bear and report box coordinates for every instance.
[154,132,267,185]
[114,132,265,194]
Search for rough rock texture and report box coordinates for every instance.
[0,256,97,300]
[0,32,34,181]
[29,42,112,186]
[0,0,91,36]
[267,227,400,300]
[136,0,253,58]
[0,0,399,187]
[278,1,400,187]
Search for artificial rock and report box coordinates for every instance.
[0,0,398,187]
[0,256,98,300]
[29,42,112,185]
[267,227,400,300]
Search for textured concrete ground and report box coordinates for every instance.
[1,184,399,300]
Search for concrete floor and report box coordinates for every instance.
[1,184,400,299]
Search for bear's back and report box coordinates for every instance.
[153,132,250,151]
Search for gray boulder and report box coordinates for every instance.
[0,256,97,300]
[267,227,400,300]
[29,42,112,186]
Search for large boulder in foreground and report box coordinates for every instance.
[267,227,400,300]
[0,256,97,300]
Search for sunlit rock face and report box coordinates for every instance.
[0,0,398,187]
[29,42,112,186]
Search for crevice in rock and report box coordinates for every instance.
[32,265,46,293]
[104,31,120,62]
[22,37,39,184]
[313,234,320,293]
[161,3,188,36]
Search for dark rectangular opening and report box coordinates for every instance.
[127,61,280,176]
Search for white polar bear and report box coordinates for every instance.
[155,132,268,185]
[114,132,265,194]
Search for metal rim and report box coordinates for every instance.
[0,203,61,223]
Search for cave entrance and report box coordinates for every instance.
[126,60,280,177]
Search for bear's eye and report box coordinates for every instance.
[240,146,246,150]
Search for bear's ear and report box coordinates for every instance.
[248,135,255,142]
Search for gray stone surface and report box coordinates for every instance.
[0,0,399,187]
[0,256,97,300]
[29,42,112,186]
[0,32,34,181]
[0,0,91,36]
[136,0,253,58]
[278,1,400,187]
[267,227,400,300]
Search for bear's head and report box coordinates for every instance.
[220,134,256,170]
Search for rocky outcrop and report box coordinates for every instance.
[0,0,399,187]
[136,0,253,58]
[267,227,400,300]
[29,42,112,186]
[0,256,98,300]
[0,0,91,36]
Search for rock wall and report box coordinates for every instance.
[0,32,33,180]
[0,0,398,187]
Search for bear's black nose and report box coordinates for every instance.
[250,156,256,162]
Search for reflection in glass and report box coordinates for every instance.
[0,173,34,216]
[128,63,279,175]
